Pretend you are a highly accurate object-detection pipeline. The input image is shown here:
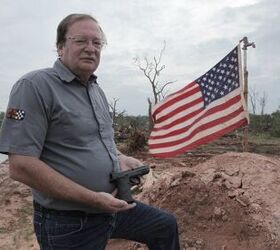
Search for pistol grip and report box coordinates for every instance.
[116,177,134,203]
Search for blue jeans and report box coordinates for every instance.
[33,201,180,250]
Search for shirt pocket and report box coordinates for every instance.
[59,111,98,146]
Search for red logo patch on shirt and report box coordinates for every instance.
[6,108,25,121]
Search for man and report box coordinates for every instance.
[0,13,180,249]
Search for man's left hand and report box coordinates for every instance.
[118,154,142,171]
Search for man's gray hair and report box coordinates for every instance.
[56,13,107,48]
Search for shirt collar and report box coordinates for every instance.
[53,59,98,84]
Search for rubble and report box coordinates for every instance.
[136,152,280,250]
[1,152,280,250]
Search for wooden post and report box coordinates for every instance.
[239,37,255,152]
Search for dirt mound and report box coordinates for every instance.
[1,152,280,250]
[136,152,280,250]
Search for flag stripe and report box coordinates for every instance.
[152,82,199,118]
[153,106,203,132]
[150,94,243,139]
[150,112,247,153]
[154,89,202,122]
[149,119,247,158]
[153,86,242,132]
[152,81,197,113]
[155,96,203,124]
[149,105,245,148]
[153,100,203,130]
[168,81,197,97]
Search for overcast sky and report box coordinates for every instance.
[0,0,279,115]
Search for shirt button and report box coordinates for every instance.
[100,125,106,131]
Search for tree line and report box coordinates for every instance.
[0,109,279,138]
[249,109,280,137]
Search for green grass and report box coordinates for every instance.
[248,133,280,145]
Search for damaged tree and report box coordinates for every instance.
[249,85,258,114]
[134,41,175,132]
[109,98,126,128]
[259,91,267,115]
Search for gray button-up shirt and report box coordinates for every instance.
[0,60,119,213]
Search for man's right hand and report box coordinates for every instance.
[93,191,136,213]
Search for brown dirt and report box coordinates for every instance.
[1,150,280,250]
[0,161,37,250]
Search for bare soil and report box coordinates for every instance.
[0,162,37,250]
[1,137,280,250]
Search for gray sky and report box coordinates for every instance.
[0,0,279,115]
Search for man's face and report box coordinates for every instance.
[58,19,102,81]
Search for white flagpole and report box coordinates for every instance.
[239,36,256,152]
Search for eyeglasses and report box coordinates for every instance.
[67,35,105,50]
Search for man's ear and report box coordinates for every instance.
[57,43,64,57]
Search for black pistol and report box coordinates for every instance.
[110,165,150,203]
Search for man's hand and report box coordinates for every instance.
[93,191,136,213]
[118,154,142,171]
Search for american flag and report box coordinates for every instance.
[148,45,249,158]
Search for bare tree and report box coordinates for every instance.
[249,85,258,114]
[134,41,175,131]
[259,91,267,115]
[109,98,126,127]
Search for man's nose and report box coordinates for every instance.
[84,42,97,52]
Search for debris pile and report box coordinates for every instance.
[136,152,280,250]
[1,152,280,250]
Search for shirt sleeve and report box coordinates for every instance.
[0,78,49,157]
